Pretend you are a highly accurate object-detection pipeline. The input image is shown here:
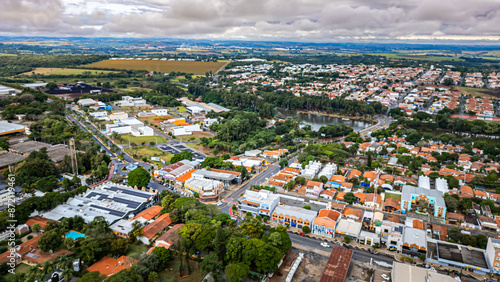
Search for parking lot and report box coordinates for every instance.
[156,143,205,160]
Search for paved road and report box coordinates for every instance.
[288,233,395,264]
[226,164,281,201]
[357,115,391,136]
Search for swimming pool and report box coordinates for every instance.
[64,230,86,240]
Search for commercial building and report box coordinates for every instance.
[401,227,427,257]
[0,121,25,136]
[319,246,353,282]
[391,262,457,282]
[115,96,147,107]
[191,168,240,187]
[42,183,157,225]
[151,108,169,116]
[184,178,223,202]
[0,151,26,169]
[167,124,201,136]
[77,98,106,110]
[9,141,71,162]
[312,209,341,238]
[271,205,317,229]
[335,218,362,239]
[426,239,491,275]
[486,237,500,274]
[105,118,154,136]
[108,112,129,121]
[158,160,200,180]
[401,185,447,218]
[239,190,280,218]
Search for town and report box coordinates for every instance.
[0,41,500,282]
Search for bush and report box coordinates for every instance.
[27,235,33,240]
[344,236,351,243]
[401,256,414,263]
[419,254,426,261]
[302,226,311,233]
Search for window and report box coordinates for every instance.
[496,257,500,261]
[496,263,499,267]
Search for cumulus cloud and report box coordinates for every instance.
[0,0,499,41]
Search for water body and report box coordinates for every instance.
[277,109,372,132]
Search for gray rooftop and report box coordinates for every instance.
[434,240,488,269]
[0,121,25,135]
[0,151,26,168]
[272,205,317,223]
[192,169,238,181]
[401,185,446,207]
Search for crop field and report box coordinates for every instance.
[82,59,229,75]
[20,67,115,75]
[372,53,465,62]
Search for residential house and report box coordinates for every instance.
[486,238,500,274]
[139,213,172,244]
[319,189,336,201]
[147,224,184,254]
[384,198,400,212]
[305,180,323,197]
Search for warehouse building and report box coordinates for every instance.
[42,183,157,225]
[0,121,25,136]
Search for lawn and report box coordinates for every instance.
[458,87,500,99]
[82,59,228,75]
[124,146,173,166]
[176,131,214,142]
[20,67,115,75]
[3,263,30,281]
[385,192,402,201]
[175,106,187,113]
[127,243,148,260]
[158,255,206,282]
[120,134,169,145]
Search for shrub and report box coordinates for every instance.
[302,226,311,233]
[344,236,351,243]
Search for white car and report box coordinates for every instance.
[320,242,331,248]
[381,274,390,280]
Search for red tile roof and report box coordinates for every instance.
[87,256,138,277]
[142,213,172,239]
[134,206,163,221]
[320,246,353,282]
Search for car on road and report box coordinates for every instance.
[381,274,390,280]
[299,232,305,236]
[216,202,224,207]
[320,242,331,248]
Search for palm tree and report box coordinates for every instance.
[61,268,74,281]
[56,254,72,270]
[42,261,55,275]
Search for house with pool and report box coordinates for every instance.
[400,185,446,219]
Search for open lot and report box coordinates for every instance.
[158,255,206,282]
[124,146,173,166]
[459,86,500,98]
[127,243,148,260]
[82,59,229,75]
[176,131,214,142]
[157,143,205,160]
[384,192,402,201]
[20,67,116,75]
[138,115,176,127]
[3,263,29,282]
[119,134,169,145]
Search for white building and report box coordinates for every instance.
[418,175,431,189]
[151,109,169,116]
[186,106,204,114]
[115,96,148,107]
[89,111,108,119]
[108,112,129,121]
[169,124,201,136]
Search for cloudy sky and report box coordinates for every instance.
[1,0,500,42]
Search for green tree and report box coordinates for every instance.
[170,150,194,163]
[344,236,351,243]
[76,271,107,282]
[302,226,311,233]
[419,254,426,261]
[302,205,311,210]
[344,192,356,204]
[151,247,172,270]
[32,223,41,234]
[200,251,223,274]
[39,230,62,252]
[225,263,250,282]
[128,167,151,188]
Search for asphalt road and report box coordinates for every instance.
[288,233,395,264]
[226,164,281,201]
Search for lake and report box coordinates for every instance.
[277,109,372,132]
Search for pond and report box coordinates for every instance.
[277,109,372,132]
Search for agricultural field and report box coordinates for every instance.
[20,67,115,75]
[372,53,465,62]
[82,59,229,75]
[459,87,500,99]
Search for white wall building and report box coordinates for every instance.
[151,109,169,116]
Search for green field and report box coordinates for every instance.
[385,192,402,201]
[372,53,465,62]
[120,134,168,145]
[158,255,206,282]
[124,146,173,167]
[175,106,187,113]
[3,263,30,281]
[20,67,116,75]
[459,87,500,98]
[82,59,229,75]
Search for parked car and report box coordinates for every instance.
[381,274,390,280]
[320,242,331,248]
[299,232,305,236]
